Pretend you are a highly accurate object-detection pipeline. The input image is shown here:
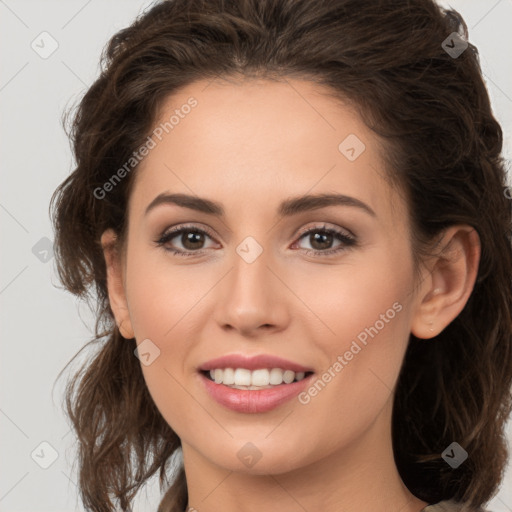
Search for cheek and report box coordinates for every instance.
[122,249,217,433]
[298,247,413,354]
[291,248,414,408]
[124,245,208,340]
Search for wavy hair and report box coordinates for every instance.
[50,1,512,511]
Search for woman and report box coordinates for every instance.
[50,0,512,511]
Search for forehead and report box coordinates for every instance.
[130,77,403,225]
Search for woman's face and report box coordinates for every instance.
[106,78,428,474]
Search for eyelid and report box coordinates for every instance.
[159,222,216,238]
[295,221,355,239]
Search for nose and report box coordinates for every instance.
[213,248,289,337]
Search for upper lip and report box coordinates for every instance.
[198,354,314,373]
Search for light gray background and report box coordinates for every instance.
[1,1,511,511]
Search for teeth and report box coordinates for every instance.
[251,368,269,386]
[206,368,308,387]
[283,370,295,384]
[222,367,235,385]
[269,368,283,385]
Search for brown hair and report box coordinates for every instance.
[50,1,512,511]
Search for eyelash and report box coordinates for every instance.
[155,223,357,258]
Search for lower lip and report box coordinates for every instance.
[199,372,314,413]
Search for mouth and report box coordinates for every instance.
[197,353,316,412]
[199,368,315,390]
[197,367,316,413]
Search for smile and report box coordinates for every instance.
[198,369,315,413]
[203,367,310,388]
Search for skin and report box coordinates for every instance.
[102,77,480,512]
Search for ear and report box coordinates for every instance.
[101,228,135,339]
[411,225,480,339]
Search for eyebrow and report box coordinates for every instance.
[144,192,376,218]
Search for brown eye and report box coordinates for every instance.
[308,231,335,250]
[179,230,206,250]
[294,225,356,256]
[156,225,217,257]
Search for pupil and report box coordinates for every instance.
[183,231,204,249]
[311,232,332,250]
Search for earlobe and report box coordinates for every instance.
[101,229,135,339]
[411,225,480,340]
